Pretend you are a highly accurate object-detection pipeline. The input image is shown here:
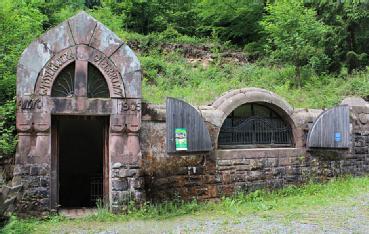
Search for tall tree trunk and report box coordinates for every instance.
[295,65,301,88]
[347,23,356,52]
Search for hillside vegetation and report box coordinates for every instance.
[1,0,369,156]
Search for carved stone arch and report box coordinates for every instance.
[212,88,299,147]
[17,11,141,98]
[34,45,126,97]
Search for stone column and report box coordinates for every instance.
[109,113,128,212]
[109,98,145,212]
[14,111,33,165]
[13,96,51,216]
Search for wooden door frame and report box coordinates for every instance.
[50,115,110,210]
[50,116,59,211]
[102,117,110,205]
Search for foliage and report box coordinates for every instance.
[141,51,369,108]
[0,0,45,104]
[0,216,38,234]
[0,100,17,158]
[0,0,44,156]
[104,0,198,35]
[196,0,264,45]
[3,0,369,155]
[261,0,330,87]
[2,176,369,233]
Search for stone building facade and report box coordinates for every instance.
[7,12,369,216]
[14,12,143,216]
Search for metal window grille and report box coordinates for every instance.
[50,62,110,98]
[218,104,292,147]
[51,62,75,97]
[87,63,109,98]
[90,175,103,204]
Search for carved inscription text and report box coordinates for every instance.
[38,48,76,95]
[35,46,124,97]
[18,97,42,110]
[118,99,141,113]
[93,52,123,97]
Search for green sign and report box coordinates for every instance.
[175,128,188,151]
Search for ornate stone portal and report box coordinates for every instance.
[14,12,144,215]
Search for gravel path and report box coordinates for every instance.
[50,193,369,234]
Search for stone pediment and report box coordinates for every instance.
[17,11,141,98]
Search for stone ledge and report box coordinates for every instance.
[215,148,305,160]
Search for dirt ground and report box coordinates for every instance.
[41,192,369,234]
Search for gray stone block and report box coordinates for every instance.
[112,179,128,191]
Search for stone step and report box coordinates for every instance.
[59,208,98,218]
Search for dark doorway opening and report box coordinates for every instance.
[57,116,108,208]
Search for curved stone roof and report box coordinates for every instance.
[212,87,294,118]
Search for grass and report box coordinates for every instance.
[2,176,369,233]
[139,49,369,108]
[104,30,369,109]
[84,26,369,108]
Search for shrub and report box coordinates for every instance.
[0,99,17,158]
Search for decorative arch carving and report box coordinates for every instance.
[17,11,141,98]
[34,45,125,97]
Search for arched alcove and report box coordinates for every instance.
[218,103,293,148]
[212,88,298,148]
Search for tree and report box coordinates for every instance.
[261,0,329,87]
[106,0,198,36]
[311,2,369,74]
[0,1,44,156]
[196,0,264,45]
[0,0,45,104]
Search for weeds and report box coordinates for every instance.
[2,176,369,234]
[141,52,369,108]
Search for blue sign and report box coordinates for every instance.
[335,132,341,142]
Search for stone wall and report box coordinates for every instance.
[2,91,369,215]
[0,157,21,218]
[0,158,13,186]
[140,105,217,201]
[140,101,369,202]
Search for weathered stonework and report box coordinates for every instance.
[13,12,143,217]
[6,11,369,218]
[139,94,369,202]
[35,45,125,97]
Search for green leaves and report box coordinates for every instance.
[261,0,330,87]
[0,0,44,156]
[0,0,44,103]
[0,99,16,158]
[196,0,264,45]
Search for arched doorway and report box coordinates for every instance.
[51,62,111,208]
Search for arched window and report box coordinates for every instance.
[218,103,292,148]
[51,62,75,97]
[87,63,109,98]
[51,62,109,98]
